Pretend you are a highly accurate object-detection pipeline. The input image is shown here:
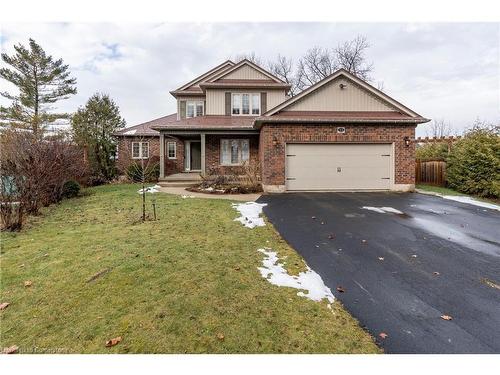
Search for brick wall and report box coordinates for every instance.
[116,136,185,175]
[205,134,260,175]
[259,123,416,187]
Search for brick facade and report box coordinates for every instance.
[259,123,416,188]
[116,136,160,173]
[205,134,260,175]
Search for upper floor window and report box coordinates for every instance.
[232,93,260,116]
[186,100,204,118]
[132,142,149,159]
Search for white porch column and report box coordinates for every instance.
[200,133,206,176]
[159,132,165,179]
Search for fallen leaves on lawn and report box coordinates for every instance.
[441,315,453,321]
[336,286,345,293]
[24,280,32,287]
[105,336,122,347]
[379,332,388,339]
[0,302,10,310]
[234,266,241,271]
[480,278,500,290]
[217,333,225,341]
[86,268,111,283]
[2,345,19,354]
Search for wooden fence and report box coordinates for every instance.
[415,159,446,186]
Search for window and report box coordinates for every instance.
[186,100,204,118]
[231,93,260,116]
[167,141,176,159]
[232,95,241,115]
[251,94,260,115]
[132,142,149,159]
[220,139,250,165]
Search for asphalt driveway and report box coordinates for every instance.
[257,192,500,353]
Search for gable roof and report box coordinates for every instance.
[265,68,424,118]
[114,113,177,136]
[208,59,286,84]
[170,60,235,97]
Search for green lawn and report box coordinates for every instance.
[416,184,466,196]
[416,184,499,204]
[0,184,379,353]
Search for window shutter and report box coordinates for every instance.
[260,92,267,114]
[225,92,231,116]
[180,100,186,119]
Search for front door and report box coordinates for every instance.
[190,142,201,171]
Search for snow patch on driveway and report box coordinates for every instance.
[442,195,500,211]
[232,202,267,228]
[138,185,160,194]
[362,206,404,215]
[257,248,335,303]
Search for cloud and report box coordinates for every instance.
[0,22,498,135]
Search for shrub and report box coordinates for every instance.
[61,180,81,199]
[416,143,449,160]
[0,129,88,230]
[446,125,500,198]
[126,162,160,183]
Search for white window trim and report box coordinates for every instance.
[132,141,149,159]
[220,139,250,166]
[167,141,177,159]
[186,100,204,118]
[231,93,260,116]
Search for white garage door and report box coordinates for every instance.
[285,143,392,191]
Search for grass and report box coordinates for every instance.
[416,184,499,204]
[416,184,465,196]
[0,184,379,354]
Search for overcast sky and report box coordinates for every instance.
[0,22,498,136]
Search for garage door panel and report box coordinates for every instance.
[286,143,392,191]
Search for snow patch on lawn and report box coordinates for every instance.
[138,185,161,194]
[361,206,404,215]
[257,248,334,303]
[232,202,267,228]
[442,195,500,211]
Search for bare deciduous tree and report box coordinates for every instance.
[335,35,373,81]
[118,136,160,221]
[426,119,453,138]
[234,52,263,66]
[1,129,87,230]
[295,46,338,92]
[268,55,297,96]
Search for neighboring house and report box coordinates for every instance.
[114,59,429,192]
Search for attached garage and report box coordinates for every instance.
[285,143,393,191]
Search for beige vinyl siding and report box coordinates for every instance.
[206,89,287,115]
[220,65,272,80]
[177,96,205,120]
[286,77,396,112]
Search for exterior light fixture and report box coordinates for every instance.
[404,136,411,147]
[339,83,347,89]
[272,136,279,146]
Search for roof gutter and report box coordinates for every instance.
[253,117,430,129]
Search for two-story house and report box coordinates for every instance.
[115,59,429,192]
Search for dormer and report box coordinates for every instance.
[170,60,235,120]
[199,59,291,116]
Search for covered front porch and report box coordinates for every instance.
[158,130,260,185]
